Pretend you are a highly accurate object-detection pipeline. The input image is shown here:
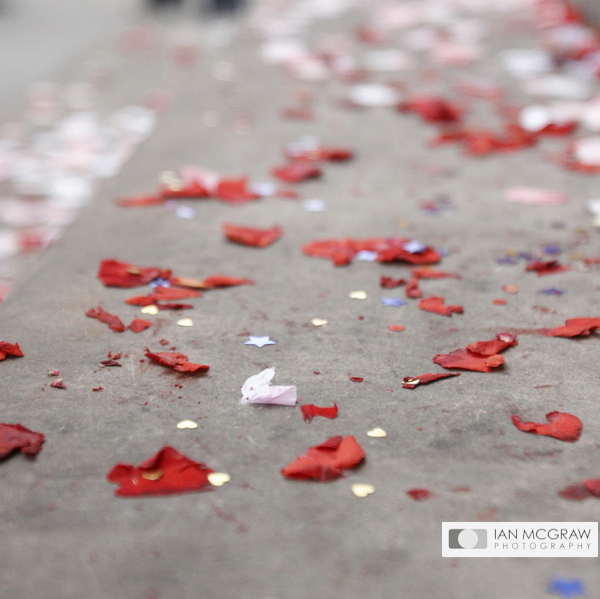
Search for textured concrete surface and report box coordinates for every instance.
[0,4,599,599]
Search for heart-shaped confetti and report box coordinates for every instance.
[208,472,231,487]
[177,318,194,327]
[141,305,159,315]
[176,420,198,430]
[352,483,375,498]
[311,318,328,326]
[349,290,367,300]
[367,427,387,438]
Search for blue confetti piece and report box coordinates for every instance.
[382,297,407,307]
[544,244,562,255]
[547,578,587,598]
[149,277,171,288]
[403,240,426,254]
[355,250,378,262]
[541,287,565,296]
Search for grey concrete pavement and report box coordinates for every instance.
[0,2,599,599]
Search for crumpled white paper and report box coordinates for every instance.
[240,367,297,406]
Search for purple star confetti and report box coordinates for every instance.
[541,287,565,295]
[547,578,587,599]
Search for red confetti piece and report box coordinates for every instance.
[98,259,171,288]
[388,324,406,332]
[303,237,441,267]
[584,479,600,497]
[223,223,282,248]
[125,287,202,306]
[402,372,460,389]
[526,260,569,276]
[92,387,103,392]
[559,484,592,501]
[284,146,354,162]
[405,276,422,298]
[380,276,406,288]
[86,307,126,332]
[100,360,121,367]
[0,341,24,361]
[271,161,322,183]
[432,124,537,156]
[215,177,260,204]
[411,268,460,280]
[50,379,67,389]
[406,488,432,500]
[281,435,365,481]
[202,275,254,288]
[418,296,463,317]
[160,181,209,200]
[0,423,44,458]
[116,195,163,208]
[128,318,153,333]
[400,96,463,123]
[301,403,338,423]
[511,411,582,442]
[493,298,507,305]
[541,317,600,337]
[280,106,315,121]
[155,302,193,311]
[433,332,517,372]
[144,348,209,374]
[107,446,214,497]
[350,376,364,382]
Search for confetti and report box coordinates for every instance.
[367,428,386,438]
[402,373,460,389]
[418,296,463,317]
[141,305,159,315]
[177,318,194,327]
[208,472,231,487]
[0,342,24,361]
[349,290,367,300]
[244,336,276,348]
[406,488,431,501]
[301,403,338,422]
[511,412,582,442]
[434,333,517,372]
[86,307,126,332]
[547,578,587,599]
[282,436,365,481]
[388,325,405,332]
[107,446,214,497]
[144,349,209,374]
[223,223,282,248]
[311,318,328,326]
[541,317,600,337]
[50,379,67,389]
[176,420,198,430]
[382,297,406,307]
[97,259,171,288]
[0,424,45,458]
[352,483,375,498]
[128,318,152,333]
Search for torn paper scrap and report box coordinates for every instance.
[240,367,297,406]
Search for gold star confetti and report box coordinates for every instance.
[349,290,367,300]
[367,427,387,438]
[141,305,159,315]
[176,420,198,430]
[352,483,375,498]
[141,470,163,481]
[177,318,194,327]
[208,472,231,487]
[311,318,328,327]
